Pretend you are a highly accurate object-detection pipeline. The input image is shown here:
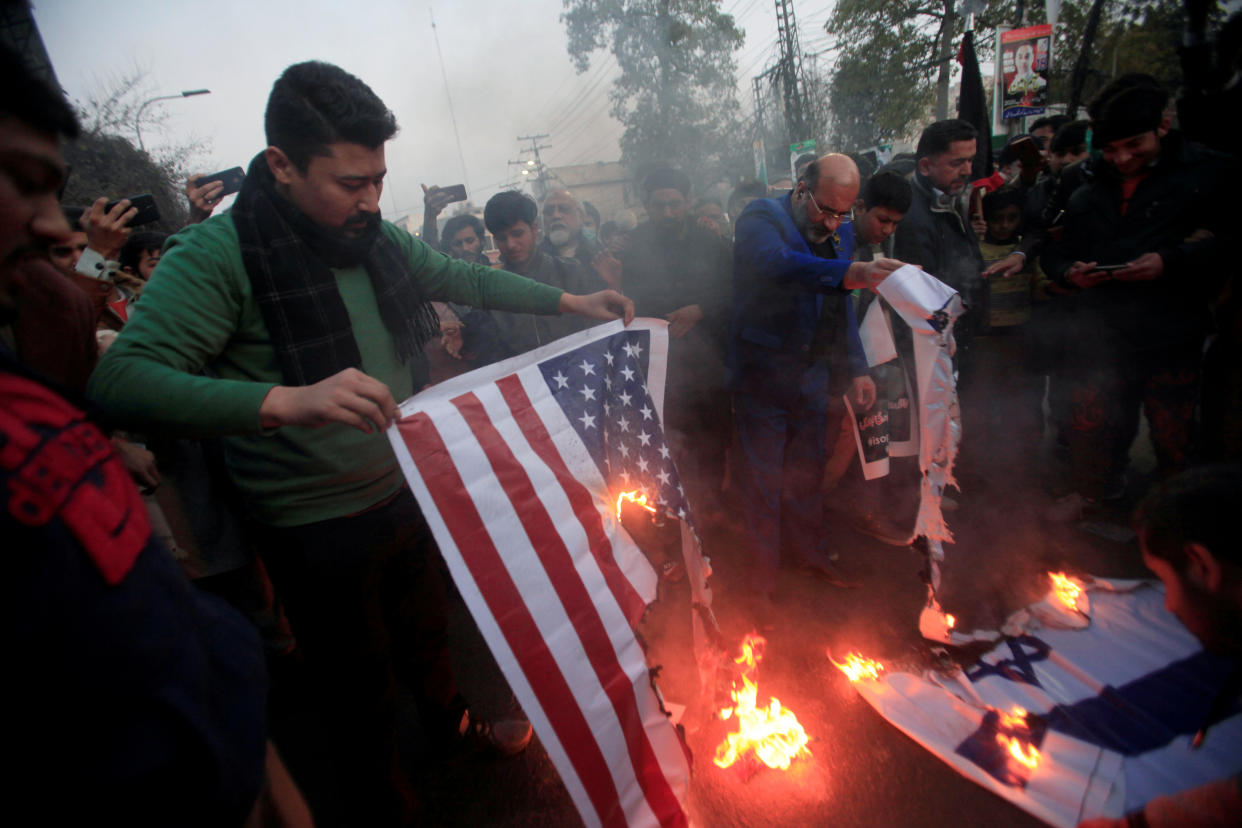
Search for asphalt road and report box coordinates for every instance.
[404,443,1154,828]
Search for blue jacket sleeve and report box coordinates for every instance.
[734,203,853,292]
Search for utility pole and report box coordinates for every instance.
[774,0,811,145]
[517,133,553,200]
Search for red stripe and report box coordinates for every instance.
[482,379,687,827]
[397,411,626,827]
[495,375,648,625]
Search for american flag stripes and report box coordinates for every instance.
[388,319,692,827]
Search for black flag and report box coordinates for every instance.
[957,29,994,181]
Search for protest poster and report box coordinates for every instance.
[1000,24,1053,120]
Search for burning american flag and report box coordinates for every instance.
[388,319,694,828]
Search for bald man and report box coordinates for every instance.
[727,153,904,609]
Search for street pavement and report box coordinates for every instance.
[405,444,1154,827]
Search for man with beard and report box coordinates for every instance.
[620,168,733,521]
[539,188,597,265]
[1076,464,1242,828]
[894,119,986,352]
[541,187,621,289]
[728,154,902,610]
[440,213,490,265]
[89,60,632,825]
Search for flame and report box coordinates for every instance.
[714,634,810,771]
[829,651,885,682]
[999,734,1041,769]
[616,490,658,520]
[1049,572,1082,612]
[946,614,956,629]
[995,706,1041,771]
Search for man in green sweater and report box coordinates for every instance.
[89,60,631,826]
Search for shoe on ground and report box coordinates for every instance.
[849,513,911,547]
[1045,492,1097,523]
[459,711,533,757]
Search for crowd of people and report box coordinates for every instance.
[3,10,1241,825]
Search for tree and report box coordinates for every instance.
[821,0,1211,153]
[823,0,1010,152]
[562,0,745,189]
[61,70,209,232]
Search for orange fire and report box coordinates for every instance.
[829,651,885,683]
[615,490,658,520]
[946,614,957,629]
[996,707,1041,771]
[1049,572,1083,612]
[714,634,810,771]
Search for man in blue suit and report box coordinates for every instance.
[727,154,905,606]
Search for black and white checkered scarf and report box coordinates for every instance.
[231,152,439,386]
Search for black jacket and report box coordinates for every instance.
[1042,132,1236,353]
[459,249,605,365]
[893,173,985,319]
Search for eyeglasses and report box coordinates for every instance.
[807,190,853,223]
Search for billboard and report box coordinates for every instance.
[999,24,1053,120]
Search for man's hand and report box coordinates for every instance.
[259,367,399,434]
[186,175,224,223]
[113,438,160,491]
[591,251,623,289]
[421,183,456,217]
[559,289,635,325]
[82,196,136,260]
[666,304,704,339]
[843,257,903,291]
[850,375,876,411]
[983,252,1025,279]
[1112,252,1163,282]
[1065,261,1108,290]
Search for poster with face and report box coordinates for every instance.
[1000,24,1053,120]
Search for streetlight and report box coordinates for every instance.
[135,89,211,153]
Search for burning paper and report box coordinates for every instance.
[829,651,885,683]
[615,489,658,520]
[714,634,810,773]
[1028,572,1091,630]
[995,707,1042,772]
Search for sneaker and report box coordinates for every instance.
[849,513,911,547]
[459,710,533,757]
[1045,492,1097,523]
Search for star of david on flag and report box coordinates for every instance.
[388,319,697,828]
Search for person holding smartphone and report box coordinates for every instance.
[1042,76,1237,522]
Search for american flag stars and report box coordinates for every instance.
[538,329,692,529]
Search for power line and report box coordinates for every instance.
[429,7,471,193]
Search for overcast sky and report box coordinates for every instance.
[32,0,833,221]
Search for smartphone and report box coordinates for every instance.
[194,166,246,197]
[441,184,468,204]
[1091,264,1127,272]
[104,193,160,226]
